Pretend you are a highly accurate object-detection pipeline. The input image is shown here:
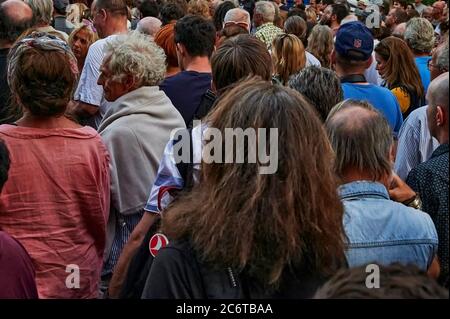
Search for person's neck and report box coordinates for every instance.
[103,21,128,38]
[331,21,340,30]
[340,168,390,190]
[16,113,81,129]
[436,130,449,145]
[166,66,181,78]
[35,22,49,28]
[184,56,211,73]
[77,59,85,73]
[335,65,368,83]
[414,51,430,57]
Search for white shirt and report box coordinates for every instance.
[74,35,118,129]
[306,51,322,67]
[394,106,439,181]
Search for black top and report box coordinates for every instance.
[407,144,449,288]
[142,239,339,299]
[159,71,212,127]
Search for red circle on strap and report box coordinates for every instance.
[149,233,169,257]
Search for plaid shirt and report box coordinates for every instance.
[255,22,283,50]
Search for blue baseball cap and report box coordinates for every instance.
[335,21,374,61]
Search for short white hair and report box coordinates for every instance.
[255,1,275,23]
[404,17,435,53]
[223,8,251,30]
[25,0,53,25]
[137,17,162,37]
[104,31,166,87]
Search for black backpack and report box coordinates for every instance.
[119,90,217,299]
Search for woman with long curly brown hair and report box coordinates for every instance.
[142,79,346,299]
[375,36,425,119]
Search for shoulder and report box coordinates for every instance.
[100,124,137,142]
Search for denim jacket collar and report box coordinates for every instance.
[338,181,389,201]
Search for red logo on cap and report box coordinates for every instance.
[354,39,362,48]
[149,233,169,257]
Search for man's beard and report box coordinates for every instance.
[320,18,331,26]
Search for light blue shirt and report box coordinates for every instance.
[394,106,439,181]
[415,56,432,94]
[339,181,438,270]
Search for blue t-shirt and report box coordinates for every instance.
[342,83,403,134]
[160,71,212,126]
[415,56,432,94]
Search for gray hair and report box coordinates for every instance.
[137,16,162,37]
[104,31,166,87]
[255,1,275,23]
[436,41,449,72]
[404,17,435,53]
[223,8,250,28]
[288,66,343,122]
[24,0,53,25]
[325,100,393,181]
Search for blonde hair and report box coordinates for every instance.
[307,25,333,68]
[272,33,306,85]
[68,25,98,52]
[188,0,211,19]
[305,6,317,24]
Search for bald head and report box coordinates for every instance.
[428,72,449,112]
[137,16,162,37]
[427,72,449,143]
[0,0,33,45]
[2,0,33,22]
[326,101,393,182]
[392,22,407,38]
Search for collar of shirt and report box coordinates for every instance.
[431,143,449,159]
[338,181,389,201]
[256,22,275,32]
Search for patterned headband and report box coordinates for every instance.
[7,32,79,86]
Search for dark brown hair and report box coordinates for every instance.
[211,34,272,91]
[314,263,449,299]
[162,78,346,287]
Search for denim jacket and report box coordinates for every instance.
[339,181,438,270]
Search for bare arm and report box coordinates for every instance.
[428,256,441,279]
[67,100,99,123]
[107,212,160,298]
[388,172,417,203]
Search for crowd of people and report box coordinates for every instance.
[0,0,448,299]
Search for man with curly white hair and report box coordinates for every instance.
[96,31,185,298]
[404,17,435,94]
